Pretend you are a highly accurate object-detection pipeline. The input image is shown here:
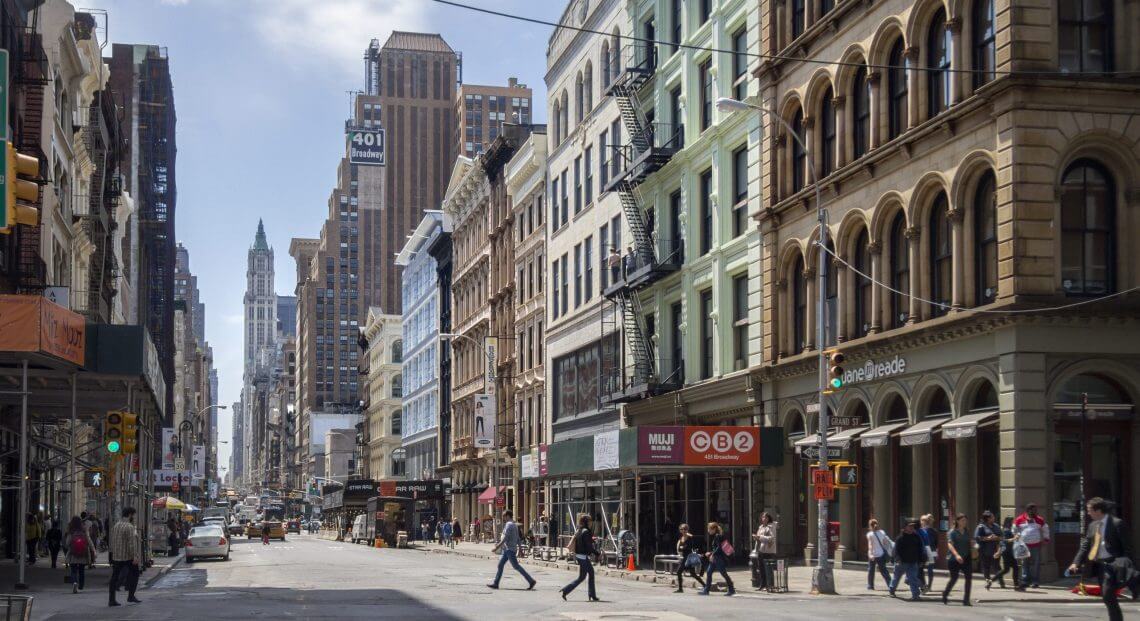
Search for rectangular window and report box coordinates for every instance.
[574,156,582,214]
[732,27,748,101]
[699,0,711,23]
[732,274,748,366]
[700,168,713,254]
[584,146,594,206]
[560,254,569,316]
[599,223,609,289]
[551,178,560,227]
[671,0,682,54]
[670,301,684,383]
[732,146,748,238]
[574,244,582,308]
[552,260,560,319]
[560,170,569,224]
[599,130,609,188]
[699,59,712,131]
[610,119,621,178]
[669,86,683,148]
[584,237,593,301]
[700,289,714,379]
[610,215,622,284]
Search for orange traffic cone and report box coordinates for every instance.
[626,554,636,571]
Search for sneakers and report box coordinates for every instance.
[72,584,78,594]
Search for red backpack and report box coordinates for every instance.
[70,533,88,557]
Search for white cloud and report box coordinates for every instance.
[160,0,191,5]
[250,0,429,79]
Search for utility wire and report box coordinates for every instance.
[431,0,1139,79]
[818,241,1140,315]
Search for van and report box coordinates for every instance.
[350,514,368,544]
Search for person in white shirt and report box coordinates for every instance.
[866,518,894,590]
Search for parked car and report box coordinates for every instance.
[285,519,301,534]
[184,525,230,562]
[227,521,245,536]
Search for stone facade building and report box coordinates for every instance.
[362,308,405,480]
[456,79,534,158]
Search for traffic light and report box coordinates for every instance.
[105,410,123,454]
[825,349,846,392]
[833,463,859,488]
[1,141,41,233]
[121,411,139,454]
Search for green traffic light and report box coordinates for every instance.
[830,378,843,389]
[107,440,121,453]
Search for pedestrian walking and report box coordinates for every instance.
[64,516,95,593]
[108,507,142,607]
[24,513,41,564]
[976,510,1005,589]
[262,522,271,545]
[436,520,444,545]
[673,523,705,593]
[888,520,924,601]
[442,519,453,548]
[1013,502,1050,589]
[1067,497,1140,621]
[751,512,777,591]
[166,516,180,556]
[560,514,599,602]
[699,522,736,596]
[866,518,893,590]
[917,514,937,593]
[996,516,1020,588]
[487,510,536,590]
[46,520,62,569]
[942,513,973,606]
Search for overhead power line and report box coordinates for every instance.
[431,0,1138,79]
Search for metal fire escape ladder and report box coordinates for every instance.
[615,287,656,384]
[614,181,655,271]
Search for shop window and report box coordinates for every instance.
[1060,160,1115,295]
[970,381,999,411]
[974,172,998,304]
[925,387,952,418]
[1055,374,1128,404]
[929,193,952,316]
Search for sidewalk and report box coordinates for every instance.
[0,549,182,617]
[412,540,1099,604]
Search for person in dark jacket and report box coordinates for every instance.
[1067,497,1140,621]
[888,520,925,601]
[560,514,598,602]
[976,510,1005,589]
[46,520,63,569]
[699,522,736,596]
[943,513,973,606]
[995,516,1020,588]
[673,523,705,593]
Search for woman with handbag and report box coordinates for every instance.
[975,510,1005,589]
[699,522,736,596]
[995,516,1020,588]
[752,512,778,591]
[673,523,705,593]
[918,514,938,593]
[560,514,599,602]
[942,513,973,606]
[866,518,893,590]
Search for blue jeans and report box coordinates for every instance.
[703,556,734,593]
[69,563,86,589]
[562,556,596,599]
[889,562,921,599]
[867,556,891,588]
[1021,546,1042,585]
[491,549,534,586]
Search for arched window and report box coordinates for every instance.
[926,387,952,417]
[929,193,952,316]
[820,87,836,176]
[824,242,838,346]
[611,29,621,77]
[391,340,403,363]
[885,394,909,422]
[927,8,952,118]
[889,212,909,328]
[392,410,402,435]
[1056,374,1129,404]
[887,39,908,139]
[972,0,996,88]
[552,100,561,144]
[392,374,403,398]
[1059,0,1113,73]
[584,61,594,113]
[970,381,999,411]
[792,254,807,353]
[791,0,806,39]
[559,91,569,141]
[974,171,997,304]
[853,228,872,337]
[791,108,806,192]
[852,66,870,158]
[601,41,612,87]
[575,72,584,123]
[1060,160,1115,295]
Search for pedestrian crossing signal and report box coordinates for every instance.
[834,463,859,487]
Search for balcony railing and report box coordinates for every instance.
[604,42,658,95]
[601,358,684,405]
[602,237,684,296]
[603,123,683,193]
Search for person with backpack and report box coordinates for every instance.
[673,523,705,593]
[699,522,736,596]
[46,519,63,569]
[866,518,893,590]
[64,516,95,593]
[560,514,599,602]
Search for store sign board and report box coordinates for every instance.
[346,127,385,166]
[843,355,907,386]
[593,430,619,471]
[683,426,760,466]
[637,426,684,464]
[538,444,548,476]
[520,453,538,479]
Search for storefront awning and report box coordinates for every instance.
[859,422,909,448]
[942,410,1000,439]
[792,426,867,450]
[477,486,504,504]
[899,417,951,446]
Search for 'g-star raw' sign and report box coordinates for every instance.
[843,355,908,385]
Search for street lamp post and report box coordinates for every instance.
[716,97,835,594]
[181,405,227,501]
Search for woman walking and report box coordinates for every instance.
[752,512,778,591]
[25,513,41,564]
[673,524,705,593]
[942,513,973,606]
[866,518,893,590]
[918,514,938,593]
[560,514,599,602]
[976,510,1004,589]
[699,522,736,596]
[46,519,63,569]
[64,517,95,593]
[452,518,463,545]
[995,516,1020,589]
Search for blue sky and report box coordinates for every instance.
[83,0,563,478]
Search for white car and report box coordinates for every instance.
[184,525,231,562]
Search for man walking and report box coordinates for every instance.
[1013,502,1050,589]
[1068,497,1139,621]
[889,521,925,601]
[109,507,142,607]
[487,510,536,591]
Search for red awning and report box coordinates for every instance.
[477,486,504,504]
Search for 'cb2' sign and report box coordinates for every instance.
[683,426,760,466]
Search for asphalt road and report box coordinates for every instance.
[32,533,1128,620]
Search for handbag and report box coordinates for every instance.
[720,539,735,557]
[684,552,702,568]
[924,545,936,566]
[1012,539,1031,560]
[566,531,578,555]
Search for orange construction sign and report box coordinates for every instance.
[0,295,85,365]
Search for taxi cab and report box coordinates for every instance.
[246,520,286,541]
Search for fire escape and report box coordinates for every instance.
[74,91,120,322]
[599,43,684,405]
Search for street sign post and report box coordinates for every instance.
[346,128,385,166]
[800,445,841,460]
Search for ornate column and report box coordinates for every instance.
[867,72,882,149]
[906,226,921,323]
[948,207,965,310]
[868,241,882,334]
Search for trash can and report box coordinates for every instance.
[764,558,789,593]
[0,595,33,621]
[396,531,408,548]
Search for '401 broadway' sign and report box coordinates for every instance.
[842,355,908,385]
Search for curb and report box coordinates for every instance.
[143,553,183,588]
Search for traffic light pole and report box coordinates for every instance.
[15,360,28,590]
[815,209,835,594]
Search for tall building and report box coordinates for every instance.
[174,243,217,494]
[456,79,533,158]
[362,308,404,480]
[294,33,459,484]
[109,42,178,418]
[240,220,277,488]
[276,295,297,338]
